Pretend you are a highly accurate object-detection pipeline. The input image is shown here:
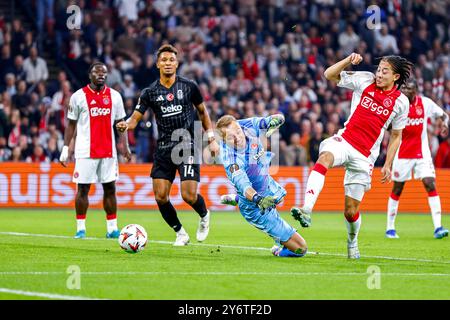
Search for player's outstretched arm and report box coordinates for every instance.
[324,52,363,83]
[116,111,143,133]
[266,113,285,137]
[381,129,402,183]
[195,102,220,157]
[59,119,77,167]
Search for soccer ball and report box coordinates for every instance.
[118,224,148,253]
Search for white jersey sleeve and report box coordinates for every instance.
[111,89,126,121]
[337,71,375,92]
[422,96,444,120]
[67,92,81,121]
[391,93,409,130]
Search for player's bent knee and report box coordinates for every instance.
[155,193,170,205]
[181,192,197,205]
[422,178,436,192]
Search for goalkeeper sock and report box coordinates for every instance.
[387,193,399,230]
[190,194,208,218]
[427,191,441,229]
[76,214,86,232]
[303,163,327,212]
[158,201,182,232]
[278,247,306,257]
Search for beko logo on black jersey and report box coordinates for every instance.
[161,104,183,117]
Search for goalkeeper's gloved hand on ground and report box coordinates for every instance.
[266,115,285,137]
[253,194,276,213]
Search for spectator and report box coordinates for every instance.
[309,122,324,164]
[284,133,308,166]
[242,51,259,81]
[338,24,360,56]
[26,144,49,163]
[23,47,49,84]
[375,23,400,55]
[0,137,11,161]
[4,74,17,97]
[435,136,450,168]
[115,0,140,22]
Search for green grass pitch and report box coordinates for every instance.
[0,209,448,300]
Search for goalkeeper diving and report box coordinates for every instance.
[216,114,309,257]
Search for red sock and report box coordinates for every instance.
[312,163,328,176]
[428,190,438,197]
[76,214,86,220]
[106,212,117,220]
[390,192,400,201]
[345,211,360,223]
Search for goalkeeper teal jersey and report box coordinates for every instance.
[220,116,286,204]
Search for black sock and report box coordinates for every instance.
[157,201,182,232]
[191,194,208,218]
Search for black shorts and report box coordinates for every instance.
[150,145,200,182]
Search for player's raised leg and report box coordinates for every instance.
[103,181,120,238]
[181,180,210,242]
[153,178,189,246]
[344,186,364,259]
[291,151,334,227]
[74,184,90,238]
[386,182,404,239]
[422,177,448,239]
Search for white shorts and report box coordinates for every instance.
[392,158,435,182]
[73,158,119,184]
[319,135,374,191]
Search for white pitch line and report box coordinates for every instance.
[0,231,449,265]
[0,271,449,277]
[0,288,108,300]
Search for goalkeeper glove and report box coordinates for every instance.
[266,115,285,137]
[253,194,276,212]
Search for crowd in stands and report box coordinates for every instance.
[0,0,449,167]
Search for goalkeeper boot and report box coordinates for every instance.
[290,207,312,228]
[106,229,120,239]
[220,194,238,206]
[271,245,305,257]
[196,210,210,242]
[434,226,449,239]
[74,230,86,239]
[347,240,360,259]
[385,229,399,239]
[173,227,190,246]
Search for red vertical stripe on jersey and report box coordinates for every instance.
[82,86,113,158]
[398,96,424,159]
[341,83,401,157]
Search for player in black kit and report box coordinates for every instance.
[117,44,220,246]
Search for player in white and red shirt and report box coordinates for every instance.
[59,62,131,239]
[386,78,449,239]
[291,53,413,259]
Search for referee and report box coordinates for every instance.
[117,44,220,246]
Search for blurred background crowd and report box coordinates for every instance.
[0,0,449,167]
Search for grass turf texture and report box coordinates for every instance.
[0,209,448,300]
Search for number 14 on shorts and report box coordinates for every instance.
[183,165,194,178]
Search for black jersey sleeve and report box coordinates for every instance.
[190,81,204,106]
[135,89,152,114]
